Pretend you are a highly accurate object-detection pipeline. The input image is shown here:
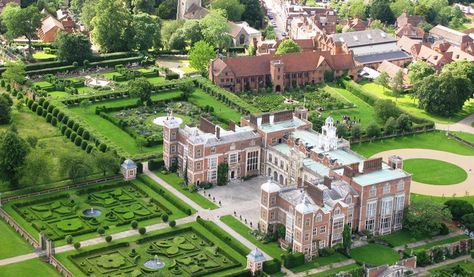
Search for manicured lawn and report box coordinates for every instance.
[0,258,61,277]
[411,193,474,206]
[3,177,191,246]
[32,51,57,60]
[147,76,166,84]
[290,252,348,273]
[56,221,248,277]
[67,92,183,156]
[32,81,53,88]
[404,158,467,185]
[189,89,242,125]
[411,234,469,252]
[0,220,33,259]
[309,263,361,277]
[453,131,474,145]
[380,229,429,247]
[360,82,474,124]
[322,84,377,127]
[351,131,474,157]
[350,244,399,266]
[154,171,218,210]
[428,259,474,276]
[220,215,285,260]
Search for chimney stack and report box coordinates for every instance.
[323,176,332,189]
[215,126,220,140]
[363,157,383,174]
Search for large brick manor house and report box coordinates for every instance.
[162,109,411,258]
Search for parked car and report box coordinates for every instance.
[281,32,287,37]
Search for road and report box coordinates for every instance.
[263,0,286,39]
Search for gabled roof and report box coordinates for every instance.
[396,23,424,39]
[430,25,473,45]
[416,45,450,66]
[183,3,209,19]
[377,60,404,79]
[397,35,420,53]
[446,46,474,62]
[41,15,64,34]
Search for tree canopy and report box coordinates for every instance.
[2,61,26,85]
[241,0,264,28]
[275,39,302,55]
[189,40,215,72]
[1,3,41,55]
[54,32,93,63]
[0,95,12,125]
[132,13,161,51]
[0,130,30,187]
[404,200,452,237]
[91,0,134,52]
[370,0,395,24]
[129,78,153,105]
[200,9,231,50]
[408,61,435,86]
[212,0,244,21]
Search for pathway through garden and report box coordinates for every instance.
[393,230,465,251]
[0,167,271,268]
[371,149,474,196]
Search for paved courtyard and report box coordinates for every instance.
[200,176,266,227]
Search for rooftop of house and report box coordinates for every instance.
[228,21,261,37]
[330,29,396,48]
[396,23,425,38]
[303,158,330,176]
[254,113,309,133]
[377,60,406,79]
[180,124,257,146]
[333,162,410,186]
[429,24,473,45]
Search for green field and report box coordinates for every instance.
[411,194,474,206]
[380,229,429,247]
[3,177,192,246]
[322,84,377,128]
[0,219,33,259]
[154,171,218,210]
[220,215,285,260]
[360,82,474,124]
[350,244,399,266]
[453,131,474,145]
[404,159,467,185]
[189,89,242,126]
[56,221,248,277]
[351,131,474,157]
[0,258,61,277]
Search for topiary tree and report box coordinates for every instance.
[97,227,105,235]
[74,242,81,249]
[131,220,138,229]
[365,122,381,138]
[217,162,229,186]
[66,235,73,244]
[161,214,169,222]
[169,220,176,228]
[105,235,112,242]
[138,227,147,235]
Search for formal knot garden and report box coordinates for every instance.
[3,177,194,245]
[60,221,247,277]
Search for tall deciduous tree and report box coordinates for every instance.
[404,200,452,237]
[241,0,264,28]
[156,0,177,20]
[275,39,302,55]
[161,20,184,49]
[0,96,12,125]
[60,153,93,183]
[129,78,153,105]
[80,0,97,31]
[20,149,51,186]
[389,0,414,17]
[54,32,92,63]
[342,224,352,254]
[200,9,231,51]
[1,3,41,56]
[391,70,404,101]
[1,61,26,85]
[374,99,400,122]
[370,0,395,24]
[95,151,120,176]
[132,0,155,14]
[375,71,389,92]
[189,40,215,72]
[211,0,245,21]
[132,13,161,51]
[408,61,435,87]
[0,130,30,187]
[92,0,134,52]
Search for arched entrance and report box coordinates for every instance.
[267,168,272,176]
[275,85,281,92]
[279,174,284,185]
[273,171,278,181]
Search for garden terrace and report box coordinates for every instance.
[57,221,248,277]
[237,84,353,113]
[409,234,470,252]
[3,178,193,245]
[427,260,474,276]
[349,244,400,266]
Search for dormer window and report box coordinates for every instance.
[334,207,341,215]
[315,213,322,222]
[346,196,352,204]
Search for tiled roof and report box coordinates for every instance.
[396,23,424,38]
[354,50,411,64]
[397,35,420,53]
[183,3,209,19]
[446,46,474,62]
[41,15,64,34]
[377,60,403,79]
[430,25,473,45]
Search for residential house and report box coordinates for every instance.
[396,11,423,28]
[429,25,474,53]
[396,23,425,41]
[229,21,262,46]
[342,18,368,32]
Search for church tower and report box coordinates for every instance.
[177,0,202,19]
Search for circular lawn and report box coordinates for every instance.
[403,158,467,185]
